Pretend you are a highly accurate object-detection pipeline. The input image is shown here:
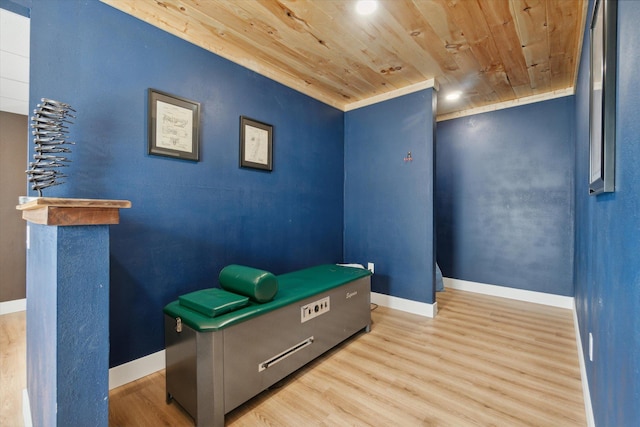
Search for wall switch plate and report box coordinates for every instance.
[367,262,374,274]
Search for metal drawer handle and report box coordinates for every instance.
[258,336,314,372]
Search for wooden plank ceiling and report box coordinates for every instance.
[101,0,587,118]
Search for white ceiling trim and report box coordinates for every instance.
[437,88,575,122]
[344,79,437,112]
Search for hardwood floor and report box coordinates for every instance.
[0,311,26,427]
[2,289,587,426]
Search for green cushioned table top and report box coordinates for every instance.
[164,264,371,332]
[178,288,249,318]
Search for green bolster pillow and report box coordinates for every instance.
[219,264,278,303]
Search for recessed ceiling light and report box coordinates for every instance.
[355,0,378,16]
[445,91,462,101]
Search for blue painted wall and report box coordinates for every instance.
[27,224,110,426]
[344,89,435,304]
[26,0,345,367]
[26,225,57,426]
[574,0,640,425]
[435,98,575,296]
[0,0,28,16]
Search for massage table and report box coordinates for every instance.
[163,264,372,426]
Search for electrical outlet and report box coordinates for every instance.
[367,262,374,274]
[589,332,593,362]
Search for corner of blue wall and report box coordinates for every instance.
[344,89,436,304]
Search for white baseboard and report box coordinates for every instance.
[573,302,595,427]
[23,389,32,427]
[371,292,437,318]
[109,350,165,390]
[443,277,574,309]
[0,298,26,315]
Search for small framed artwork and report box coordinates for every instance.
[148,89,200,161]
[589,0,617,195]
[240,116,273,171]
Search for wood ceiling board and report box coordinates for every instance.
[316,2,422,90]
[382,0,456,70]
[511,0,552,91]
[286,1,396,96]
[511,83,536,99]
[439,46,502,110]
[206,0,406,100]
[234,0,393,98]
[278,0,403,96]
[479,0,531,88]
[100,0,587,117]
[438,0,515,102]
[409,0,486,109]
[174,0,358,101]
[374,1,453,83]
[546,0,584,91]
[191,2,363,100]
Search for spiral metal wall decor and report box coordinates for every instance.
[26,98,76,196]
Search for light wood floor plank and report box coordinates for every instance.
[0,289,586,426]
[0,311,26,427]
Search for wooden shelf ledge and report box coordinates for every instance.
[16,197,132,226]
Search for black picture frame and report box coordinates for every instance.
[239,116,273,171]
[589,0,617,195]
[148,89,200,161]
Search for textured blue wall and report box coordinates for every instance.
[27,0,345,366]
[574,0,640,425]
[0,0,28,16]
[435,98,575,296]
[26,225,57,427]
[344,89,435,304]
[27,224,110,426]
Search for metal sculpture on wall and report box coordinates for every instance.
[26,98,76,196]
